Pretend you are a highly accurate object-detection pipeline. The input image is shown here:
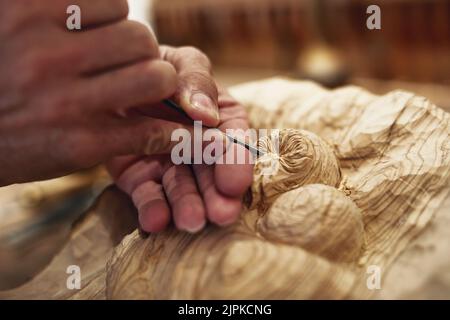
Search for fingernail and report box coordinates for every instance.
[190,93,219,121]
[184,220,206,234]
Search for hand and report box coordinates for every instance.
[0,0,180,185]
[107,46,254,233]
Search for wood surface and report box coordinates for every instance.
[1,78,449,299]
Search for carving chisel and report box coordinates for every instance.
[162,99,264,157]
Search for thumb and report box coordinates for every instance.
[160,46,220,127]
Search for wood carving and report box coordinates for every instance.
[255,184,364,263]
[103,79,450,299]
[248,129,342,211]
[1,78,449,299]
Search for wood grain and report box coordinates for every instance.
[256,184,364,263]
[0,187,138,299]
[2,78,449,299]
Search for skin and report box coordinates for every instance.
[0,0,253,233]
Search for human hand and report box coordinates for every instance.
[107,46,254,233]
[0,0,180,185]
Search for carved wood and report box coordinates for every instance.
[2,78,449,299]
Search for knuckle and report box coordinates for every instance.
[127,21,152,38]
[125,21,159,58]
[126,20,150,35]
[178,46,212,72]
[113,0,130,19]
[181,71,218,97]
[178,46,203,58]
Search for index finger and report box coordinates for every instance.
[214,89,254,197]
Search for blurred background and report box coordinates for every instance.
[150,0,450,109]
[1,0,450,290]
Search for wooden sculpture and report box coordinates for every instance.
[1,78,449,299]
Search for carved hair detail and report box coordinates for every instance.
[248,129,342,211]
